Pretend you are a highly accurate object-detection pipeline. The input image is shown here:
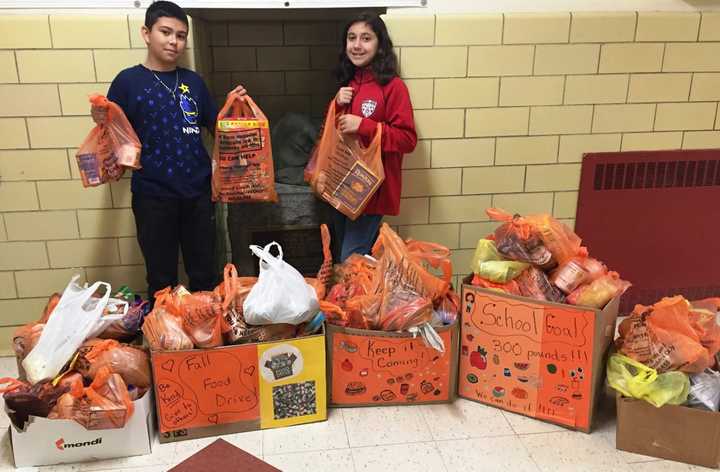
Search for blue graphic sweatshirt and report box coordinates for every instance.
[107,65,218,198]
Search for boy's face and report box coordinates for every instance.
[142,17,188,66]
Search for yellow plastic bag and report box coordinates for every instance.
[607,353,690,407]
[475,261,529,284]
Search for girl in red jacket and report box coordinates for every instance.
[332,12,417,262]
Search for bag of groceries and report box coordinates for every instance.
[76,94,141,187]
[305,100,384,220]
[212,93,277,203]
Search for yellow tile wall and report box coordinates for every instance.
[3,10,720,350]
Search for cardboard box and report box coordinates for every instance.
[458,278,619,432]
[151,330,326,443]
[10,392,153,467]
[616,395,720,468]
[326,321,459,407]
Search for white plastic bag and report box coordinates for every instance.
[689,369,720,411]
[22,275,111,384]
[243,242,319,325]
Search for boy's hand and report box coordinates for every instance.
[91,105,107,125]
[336,87,353,106]
[229,84,247,97]
[337,114,362,134]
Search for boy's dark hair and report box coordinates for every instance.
[145,1,189,30]
[335,12,398,87]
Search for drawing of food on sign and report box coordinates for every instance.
[153,346,260,432]
[458,290,596,429]
[332,332,452,404]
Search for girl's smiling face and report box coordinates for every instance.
[346,21,379,68]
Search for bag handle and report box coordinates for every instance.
[249,242,284,266]
[222,263,239,310]
[218,93,263,120]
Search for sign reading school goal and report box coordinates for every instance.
[458,283,619,431]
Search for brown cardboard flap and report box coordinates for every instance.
[326,321,459,407]
[616,395,720,469]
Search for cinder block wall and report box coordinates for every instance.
[2,10,720,353]
[208,21,341,122]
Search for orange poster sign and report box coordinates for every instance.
[330,328,454,405]
[458,289,596,429]
[153,346,260,433]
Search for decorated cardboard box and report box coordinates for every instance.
[151,329,326,443]
[9,393,153,467]
[458,278,619,432]
[326,321,459,406]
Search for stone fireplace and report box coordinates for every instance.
[188,8,385,275]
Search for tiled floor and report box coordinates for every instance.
[0,357,709,472]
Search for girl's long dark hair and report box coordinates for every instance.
[335,12,398,87]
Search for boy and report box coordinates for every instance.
[92,1,246,300]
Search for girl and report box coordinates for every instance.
[331,12,417,262]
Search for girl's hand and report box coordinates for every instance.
[337,114,362,134]
[90,105,107,125]
[229,84,247,97]
[336,87,353,106]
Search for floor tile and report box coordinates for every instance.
[420,399,513,440]
[501,410,567,435]
[263,409,347,455]
[342,406,432,448]
[265,449,354,472]
[630,460,714,471]
[352,442,446,472]
[520,431,632,472]
[437,436,540,472]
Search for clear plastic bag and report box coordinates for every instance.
[244,242,320,325]
[23,276,111,384]
[567,271,630,309]
[515,267,565,303]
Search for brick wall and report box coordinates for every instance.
[0,12,198,352]
[2,10,720,353]
[207,20,342,122]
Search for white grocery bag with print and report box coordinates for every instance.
[23,275,111,384]
[243,242,319,325]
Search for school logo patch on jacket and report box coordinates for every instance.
[361,99,377,118]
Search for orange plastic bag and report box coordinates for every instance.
[141,305,193,351]
[305,100,384,220]
[77,339,151,388]
[212,93,277,203]
[471,274,522,296]
[371,224,451,303]
[83,366,134,429]
[179,292,226,348]
[617,296,716,373]
[371,224,449,330]
[524,213,582,264]
[566,271,630,308]
[486,208,557,270]
[305,224,334,300]
[75,94,141,187]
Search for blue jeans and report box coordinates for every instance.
[330,211,383,262]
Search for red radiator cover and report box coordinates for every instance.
[575,149,720,314]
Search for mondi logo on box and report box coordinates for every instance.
[55,437,102,451]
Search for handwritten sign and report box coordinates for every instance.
[458,288,596,429]
[331,328,454,405]
[153,347,260,433]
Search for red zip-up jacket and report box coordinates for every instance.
[343,69,417,216]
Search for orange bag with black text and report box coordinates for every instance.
[305,100,384,220]
[75,94,141,187]
[212,93,277,203]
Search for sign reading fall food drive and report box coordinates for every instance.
[327,322,459,406]
[151,333,326,441]
[458,286,614,431]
